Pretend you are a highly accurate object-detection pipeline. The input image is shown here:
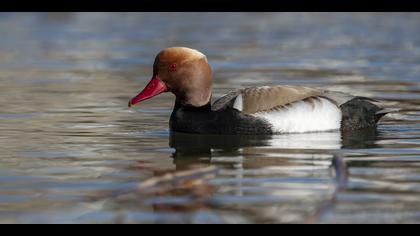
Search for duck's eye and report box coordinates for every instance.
[169,63,177,72]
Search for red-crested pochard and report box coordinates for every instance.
[128,47,388,135]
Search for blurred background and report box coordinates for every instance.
[0,13,420,223]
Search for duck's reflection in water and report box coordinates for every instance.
[169,128,379,167]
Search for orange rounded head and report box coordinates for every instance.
[128,47,213,108]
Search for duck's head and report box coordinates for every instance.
[129,47,213,108]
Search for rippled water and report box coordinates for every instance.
[1,13,420,223]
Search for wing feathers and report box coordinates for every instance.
[212,85,357,114]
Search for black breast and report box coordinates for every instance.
[169,102,273,135]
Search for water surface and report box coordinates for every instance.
[0,13,420,223]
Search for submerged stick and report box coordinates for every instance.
[87,166,219,202]
[306,154,349,224]
[136,166,219,192]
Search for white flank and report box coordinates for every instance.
[251,98,342,134]
[233,94,243,111]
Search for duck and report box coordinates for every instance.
[128,47,389,135]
